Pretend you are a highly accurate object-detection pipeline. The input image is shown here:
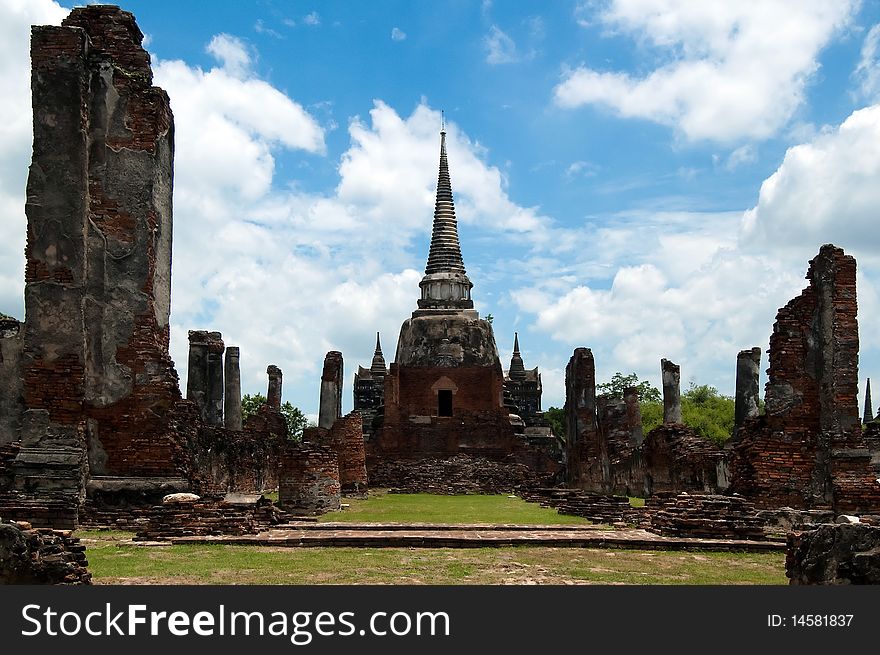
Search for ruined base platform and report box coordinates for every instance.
[136,522,785,552]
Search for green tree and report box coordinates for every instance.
[241,393,308,441]
[680,383,734,445]
[545,406,566,439]
[597,372,661,403]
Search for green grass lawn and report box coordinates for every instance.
[74,493,787,585]
[321,491,593,525]
[77,532,786,585]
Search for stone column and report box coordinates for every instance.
[267,365,283,410]
[224,346,242,431]
[564,348,599,487]
[661,358,681,424]
[734,347,761,436]
[319,351,344,429]
[187,330,224,426]
[623,386,644,445]
[864,378,873,424]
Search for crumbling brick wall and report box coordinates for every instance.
[730,245,880,512]
[23,6,185,482]
[0,521,91,584]
[310,412,367,494]
[641,425,726,496]
[278,443,341,514]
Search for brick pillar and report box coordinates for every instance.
[224,346,242,431]
[661,358,681,424]
[187,330,224,426]
[564,347,599,487]
[734,347,761,436]
[319,351,343,429]
[267,365,282,410]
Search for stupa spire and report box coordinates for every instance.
[416,124,475,314]
[370,332,387,377]
[509,332,526,379]
[424,129,466,275]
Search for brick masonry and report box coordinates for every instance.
[0,521,91,584]
[278,443,341,514]
[730,245,880,513]
[22,6,185,483]
[308,411,368,494]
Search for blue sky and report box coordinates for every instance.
[2,1,880,420]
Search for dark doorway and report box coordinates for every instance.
[438,389,453,416]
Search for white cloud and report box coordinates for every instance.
[484,25,518,65]
[391,27,406,42]
[555,0,858,142]
[254,19,281,39]
[565,160,599,179]
[303,12,320,27]
[0,0,68,318]
[725,144,757,171]
[741,104,880,252]
[206,33,253,78]
[855,24,880,101]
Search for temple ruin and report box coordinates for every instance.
[2,4,880,587]
[359,128,561,490]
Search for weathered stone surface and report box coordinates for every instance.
[786,523,880,584]
[163,492,199,503]
[395,315,498,367]
[648,493,765,540]
[0,521,91,584]
[370,454,550,494]
[223,346,242,431]
[310,411,367,494]
[641,424,727,497]
[565,347,600,488]
[133,497,286,541]
[266,364,283,411]
[318,351,343,429]
[520,487,639,525]
[730,245,880,513]
[186,330,224,426]
[734,347,761,436]
[661,358,682,424]
[23,6,185,484]
[0,315,24,445]
[278,443,341,515]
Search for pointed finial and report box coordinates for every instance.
[441,109,445,134]
[375,331,382,354]
[513,331,520,355]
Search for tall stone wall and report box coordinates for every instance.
[730,245,880,512]
[22,6,184,480]
[564,348,601,488]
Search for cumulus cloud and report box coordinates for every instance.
[391,27,406,42]
[741,104,880,253]
[206,33,253,78]
[512,100,880,400]
[0,0,68,318]
[484,25,518,64]
[555,0,858,142]
[303,12,320,27]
